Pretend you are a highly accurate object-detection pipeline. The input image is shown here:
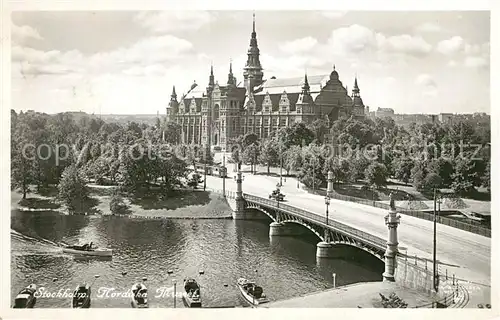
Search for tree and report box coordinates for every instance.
[411,164,426,191]
[110,191,131,215]
[365,162,388,188]
[424,172,442,191]
[482,161,490,193]
[427,158,454,187]
[242,143,260,173]
[324,156,351,184]
[283,145,303,176]
[307,119,329,144]
[348,151,371,182]
[58,164,90,214]
[451,156,479,195]
[393,158,414,185]
[258,139,279,174]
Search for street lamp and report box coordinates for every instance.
[325,196,330,225]
[325,195,330,242]
[279,143,283,187]
[223,152,226,198]
[172,279,177,308]
[433,188,441,292]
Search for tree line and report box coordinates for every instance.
[10,110,207,213]
[227,116,490,197]
[11,110,490,214]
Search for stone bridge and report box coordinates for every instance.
[242,193,388,262]
[229,170,401,282]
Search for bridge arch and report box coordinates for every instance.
[280,220,324,241]
[244,204,277,222]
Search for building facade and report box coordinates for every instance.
[166,15,366,151]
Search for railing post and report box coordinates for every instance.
[452,274,455,285]
[446,269,448,280]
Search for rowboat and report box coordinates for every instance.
[236,278,269,306]
[182,278,202,308]
[72,283,91,308]
[131,283,148,308]
[63,243,112,257]
[13,284,37,308]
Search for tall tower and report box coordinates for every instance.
[208,63,215,94]
[166,85,178,122]
[243,13,264,93]
[227,59,237,87]
[352,76,360,98]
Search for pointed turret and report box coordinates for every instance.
[171,86,177,100]
[207,64,215,94]
[243,12,264,93]
[167,85,179,120]
[209,64,215,87]
[301,73,310,93]
[227,59,236,86]
[352,76,360,97]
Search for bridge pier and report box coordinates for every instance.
[269,222,307,237]
[232,170,247,220]
[316,242,345,259]
[382,205,401,282]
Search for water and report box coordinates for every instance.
[11,208,384,308]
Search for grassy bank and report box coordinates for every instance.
[11,184,233,219]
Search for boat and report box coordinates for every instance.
[182,278,202,308]
[13,284,37,308]
[130,283,148,308]
[237,278,269,306]
[63,242,112,257]
[72,283,91,308]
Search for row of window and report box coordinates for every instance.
[178,118,296,127]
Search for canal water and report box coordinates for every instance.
[11,207,384,308]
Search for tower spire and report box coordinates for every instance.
[228,58,236,86]
[302,72,310,92]
[208,63,215,90]
[244,12,264,93]
[253,12,256,33]
[171,85,177,99]
[352,75,360,97]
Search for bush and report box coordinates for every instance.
[58,164,90,214]
[187,173,203,189]
[110,192,131,215]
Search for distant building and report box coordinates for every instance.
[165,14,366,150]
[438,113,453,124]
[374,107,395,118]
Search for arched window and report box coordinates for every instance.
[214,104,220,120]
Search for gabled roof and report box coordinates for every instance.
[254,74,330,95]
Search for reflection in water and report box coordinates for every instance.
[11,209,384,308]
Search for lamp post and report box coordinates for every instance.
[172,279,177,308]
[312,157,316,191]
[223,152,226,198]
[279,143,283,187]
[324,195,330,242]
[433,188,440,292]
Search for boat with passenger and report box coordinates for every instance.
[13,284,37,308]
[131,283,148,308]
[236,278,269,306]
[63,242,112,257]
[72,283,91,308]
[182,278,202,308]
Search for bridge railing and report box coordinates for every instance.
[303,187,491,238]
[243,193,387,249]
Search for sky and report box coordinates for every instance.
[11,10,490,115]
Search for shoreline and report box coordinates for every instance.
[11,184,234,220]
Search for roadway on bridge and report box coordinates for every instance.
[204,171,491,288]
